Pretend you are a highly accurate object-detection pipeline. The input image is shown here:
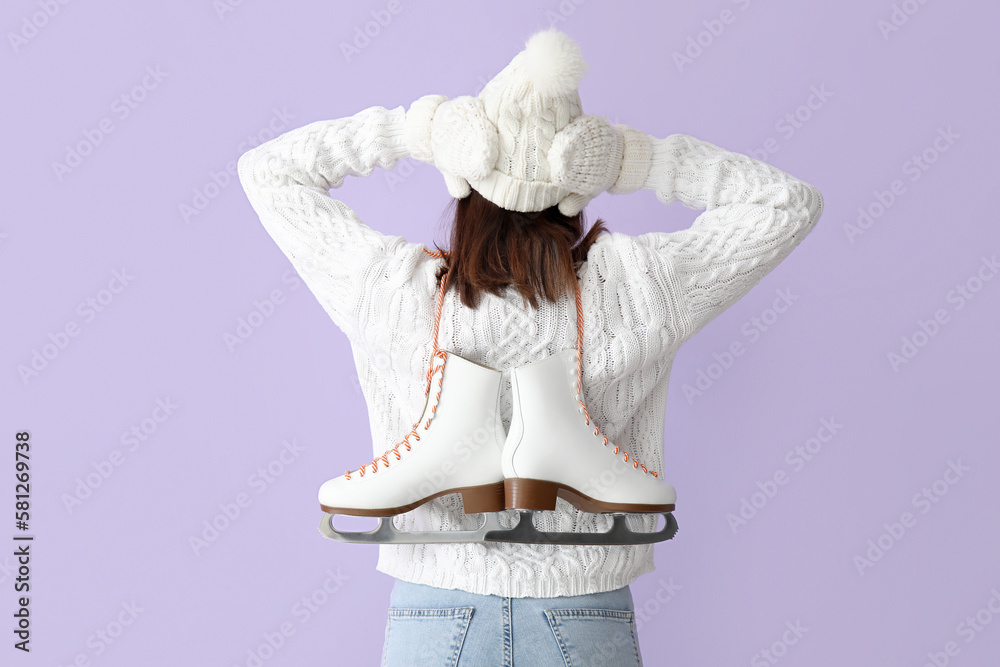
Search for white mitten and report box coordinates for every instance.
[549,115,654,215]
[549,114,624,197]
[404,94,499,199]
[431,96,498,182]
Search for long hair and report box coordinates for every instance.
[431,188,611,310]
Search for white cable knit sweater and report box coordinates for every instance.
[237,104,824,598]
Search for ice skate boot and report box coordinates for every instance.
[319,267,508,544]
[318,349,508,543]
[486,279,678,545]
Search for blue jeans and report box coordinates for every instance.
[380,579,644,666]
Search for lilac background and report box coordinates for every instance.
[3,1,999,665]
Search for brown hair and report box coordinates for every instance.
[431,188,611,311]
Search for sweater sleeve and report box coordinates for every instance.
[237,104,415,339]
[629,133,824,340]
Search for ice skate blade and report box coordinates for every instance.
[483,510,679,546]
[319,511,506,544]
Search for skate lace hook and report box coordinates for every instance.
[344,260,448,479]
[572,281,658,478]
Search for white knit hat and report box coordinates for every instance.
[468,28,586,213]
[403,27,644,216]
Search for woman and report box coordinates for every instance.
[238,27,823,667]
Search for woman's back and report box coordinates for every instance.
[236,71,822,600]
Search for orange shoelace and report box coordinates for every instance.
[570,266,657,477]
[343,252,451,480]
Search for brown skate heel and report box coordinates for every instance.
[460,481,506,513]
[506,478,676,513]
[505,478,559,510]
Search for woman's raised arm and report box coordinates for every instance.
[630,133,824,340]
[237,105,415,338]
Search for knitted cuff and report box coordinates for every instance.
[608,125,653,194]
[403,94,447,164]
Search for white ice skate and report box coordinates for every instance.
[318,348,509,543]
[490,281,679,546]
[318,264,514,544]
